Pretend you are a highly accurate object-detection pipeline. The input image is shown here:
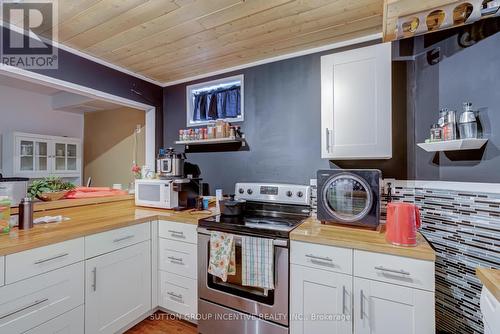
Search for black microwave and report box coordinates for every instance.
[317,169,381,228]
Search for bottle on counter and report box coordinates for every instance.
[18,197,33,230]
[0,196,11,234]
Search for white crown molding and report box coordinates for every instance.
[162,32,383,87]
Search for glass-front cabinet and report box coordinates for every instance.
[3,132,82,179]
[54,142,79,173]
[16,137,51,177]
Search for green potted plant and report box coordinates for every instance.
[28,177,76,201]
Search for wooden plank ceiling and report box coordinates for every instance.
[50,0,384,84]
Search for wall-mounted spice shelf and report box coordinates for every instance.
[175,137,246,153]
[417,138,488,152]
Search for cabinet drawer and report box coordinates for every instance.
[159,238,197,279]
[24,305,84,334]
[160,271,197,318]
[5,238,84,284]
[85,222,150,259]
[0,262,84,334]
[159,220,197,244]
[0,256,4,286]
[354,250,435,291]
[291,241,352,275]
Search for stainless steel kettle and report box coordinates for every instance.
[158,148,185,178]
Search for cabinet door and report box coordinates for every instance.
[290,265,352,334]
[53,141,81,175]
[321,42,392,159]
[354,277,435,334]
[85,241,151,334]
[15,136,50,177]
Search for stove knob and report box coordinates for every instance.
[297,191,304,198]
[247,189,253,195]
[239,188,245,194]
[286,191,293,197]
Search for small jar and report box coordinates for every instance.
[178,129,184,141]
[430,124,443,142]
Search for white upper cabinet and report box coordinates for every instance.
[2,132,82,178]
[321,42,392,159]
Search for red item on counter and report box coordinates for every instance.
[385,202,421,247]
[64,187,128,199]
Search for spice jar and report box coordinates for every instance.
[430,124,443,142]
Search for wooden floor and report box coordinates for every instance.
[126,312,197,334]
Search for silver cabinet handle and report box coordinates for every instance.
[168,256,184,263]
[34,252,69,265]
[168,230,185,237]
[305,254,333,262]
[92,267,97,291]
[342,286,346,315]
[0,298,48,320]
[167,291,183,300]
[113,235,134,243]
[374,266,410,276]
[325,128,331,153]
[360,289,364,320]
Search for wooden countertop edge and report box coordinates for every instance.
[291,220,436,262]
[1,216,155,255]
[290,234,435,261]
[11,195,135,215]
[476,267,500,301]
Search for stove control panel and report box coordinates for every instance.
[235,183,311,206]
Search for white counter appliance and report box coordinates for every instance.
[134,179,178,209]
[0,174,28,206]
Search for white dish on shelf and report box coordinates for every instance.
[417,138,488,152]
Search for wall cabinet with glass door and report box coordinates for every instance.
[2,132,82,178]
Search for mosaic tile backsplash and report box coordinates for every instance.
[384,184,500,334]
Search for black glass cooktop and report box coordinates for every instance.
[199,211,309,239]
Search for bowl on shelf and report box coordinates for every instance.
[37,191,68,202]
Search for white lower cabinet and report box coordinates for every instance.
[354,277,435,334]
[0,262,84,333]
[290,241,435,334]
[24,305,84,334]
[85,240,152,334]
[290,265,352,334]
[159,271,197,318]
[158,220,198,320]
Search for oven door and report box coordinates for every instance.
[198,229,289,327]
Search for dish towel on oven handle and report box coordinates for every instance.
[208,231,236,282]
[241,236,275,290]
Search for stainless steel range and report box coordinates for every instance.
[198,183,311,334]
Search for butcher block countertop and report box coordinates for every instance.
[291,218,436,261]
[476,268,500,301]
[0,199,214,256]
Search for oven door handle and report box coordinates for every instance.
[197,227,288,247]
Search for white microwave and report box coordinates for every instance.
[134,179,178,209]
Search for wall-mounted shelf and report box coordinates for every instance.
[175,137,247,153]
[417,138,488,152]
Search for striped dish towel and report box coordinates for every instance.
[241,236,274,290]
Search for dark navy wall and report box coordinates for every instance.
[163,41,408,194]
[408,24,500,182]
[1,26,164,150]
